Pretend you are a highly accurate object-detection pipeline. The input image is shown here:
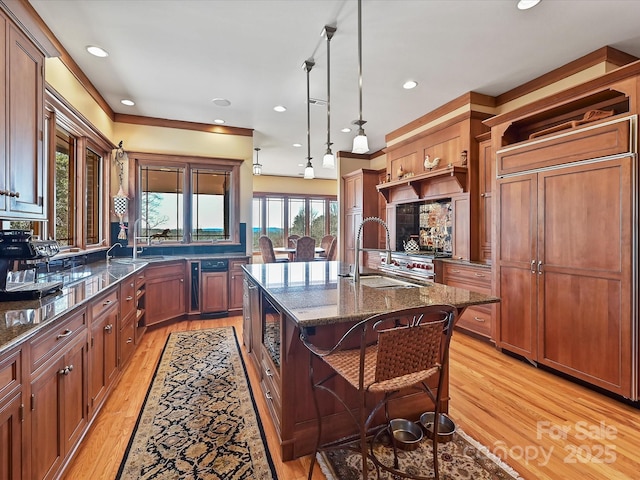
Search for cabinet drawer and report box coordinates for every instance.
[260,349,281,428]
[456,304,492,338]
[92,288,119,319]
[0,346,22,402]
[120,316,136,367]
[145,262,183,279]
[442,263,491,290]
[120,278,137,320]
[229,258,248,272]
[497,118,631,176]
[30,309,86,373]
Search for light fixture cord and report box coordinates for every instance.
[326,28,333,152]
[305,60,314,167]
[357,0,363,127]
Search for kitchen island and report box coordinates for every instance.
[242,260,499,460]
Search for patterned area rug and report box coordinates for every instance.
[116,327,277,480]
[319,427,523,480]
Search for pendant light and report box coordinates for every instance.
[253,147,262,175]
[304,59,315,179]
[322,25,336,169]
[352,0,369,154]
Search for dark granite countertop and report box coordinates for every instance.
[0,253,250,355]
[242,261,499,328]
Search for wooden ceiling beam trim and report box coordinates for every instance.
[114,114,254,137]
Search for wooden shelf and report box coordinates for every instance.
[376,165,467,201]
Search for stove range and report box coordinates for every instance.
[378,251,451,283]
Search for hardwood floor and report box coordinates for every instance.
[62,316,640,480]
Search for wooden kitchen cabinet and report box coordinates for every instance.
[201,271,228,313]
[145,261,186,326]
[134,269,147,343]
[29,308,88,480]
[342,169,379,265]
[451,193,470,261]
[441,262,492,339]
[228,258,249,312]
[494,116,635,398]
[88,287,119,415]
[477,135,493,263]
[0,345,23,480]
[0,10,46,219]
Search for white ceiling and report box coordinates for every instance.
[29,0,640,179]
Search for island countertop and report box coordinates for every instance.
[243,261,499,328]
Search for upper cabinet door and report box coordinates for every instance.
[2,20,45,219]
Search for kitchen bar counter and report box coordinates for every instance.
[0,253,249,355]
[241,260,499,460]
[243,260,499,327]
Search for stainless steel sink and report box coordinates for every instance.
[112,256,166,264]
[356,275,422,289]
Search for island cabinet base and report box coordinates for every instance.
[254,313,448,461]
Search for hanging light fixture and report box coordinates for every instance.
[304,59,315,179]
[352,0,369,154]
[253,147,262,175]
[322,25,336,169]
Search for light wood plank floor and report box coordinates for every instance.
[62,316,640,480]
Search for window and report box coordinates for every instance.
[134,153,241,244]
[14,92,111,250]
[252,194,337,251]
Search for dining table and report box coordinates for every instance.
[273,246,325,261]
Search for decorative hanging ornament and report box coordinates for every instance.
[112,141,129,240]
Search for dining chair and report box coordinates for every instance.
[258,235,288,264]
[294,236,315,262]
[287,234,300,248]
[301,304,457,480]
[315,236,337,261]
[318,234,334,258]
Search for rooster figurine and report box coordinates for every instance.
[424,155,440,171]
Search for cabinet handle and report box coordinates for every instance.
[480,193,486,197]
[537,260,543,274]
[530,260,536,273]
[265,391,273,401]
[265,368,273,377]
[474,273,485,277]
[180,279,184,283]
[58,364,74,375]
[126,296,134,301]
[450,269,461,273]
[473,316,486,323]
[105,324,113,333]
[127,337,133,344]
[56,329,73,339]
[103,299,112,306]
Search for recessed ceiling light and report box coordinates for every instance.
[274,105,287,113]
[121,99,135,106]
[517,0,541,10]
[293,143,302,148]
[298,163,304,167]
[214,119,225,124]
[212,98,231,107]
[86,45,108,57]
[403,80,418,89]
[341,128,351,133]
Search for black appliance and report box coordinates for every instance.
[0,230,62,301]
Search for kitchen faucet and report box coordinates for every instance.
[132,218,149,259]
[105,243,122,261]
[354,216,393,283]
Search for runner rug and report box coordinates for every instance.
[319,427,524,480]
[116,327,278,480]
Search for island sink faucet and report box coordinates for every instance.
[354,216,393,283]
